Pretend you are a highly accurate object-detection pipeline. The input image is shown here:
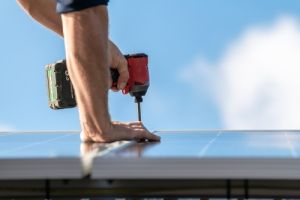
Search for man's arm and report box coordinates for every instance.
[62,5,112,141]
[17,0,129,91]
[17,0,160,142]
[65,8,159,142]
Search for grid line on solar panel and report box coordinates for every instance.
[189,131,299,157]
[0,133,74,155]
[198,131,222,157]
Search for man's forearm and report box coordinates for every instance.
[62,6,111,136]
[18,1,111,133]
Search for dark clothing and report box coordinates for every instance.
[56,0,109,13]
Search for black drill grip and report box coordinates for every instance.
[110,68,120,87]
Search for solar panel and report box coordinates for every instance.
[1,130,300,198]
[0,130,300,180]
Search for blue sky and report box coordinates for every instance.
[1,1,300,131]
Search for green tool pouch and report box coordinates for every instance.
[45,60,77,109]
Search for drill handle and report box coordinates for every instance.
[110,68,120,88]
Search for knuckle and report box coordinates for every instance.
[120,70,129,79]
[121,57,128,66]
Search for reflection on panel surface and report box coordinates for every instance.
[0,130,300,159]
[105,131,300,158]
[0,132,81,158]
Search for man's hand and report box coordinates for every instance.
[81,121,160,143]
[109,41,129,92]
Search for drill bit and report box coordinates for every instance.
[135,96,143,121]
[137,101,142,121]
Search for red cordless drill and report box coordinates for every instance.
[46,53,149,121]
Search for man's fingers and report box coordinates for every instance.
[128,121,142,125]
[128,121,144,127]
[116,59,129,90]
[110,59,128,91]
[122,121,160,141]
[143,131,161,141]
[108,41,129,91]
[130,130,161,142]
[81,121,161,143]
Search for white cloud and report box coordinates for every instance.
[181,16,300,129]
